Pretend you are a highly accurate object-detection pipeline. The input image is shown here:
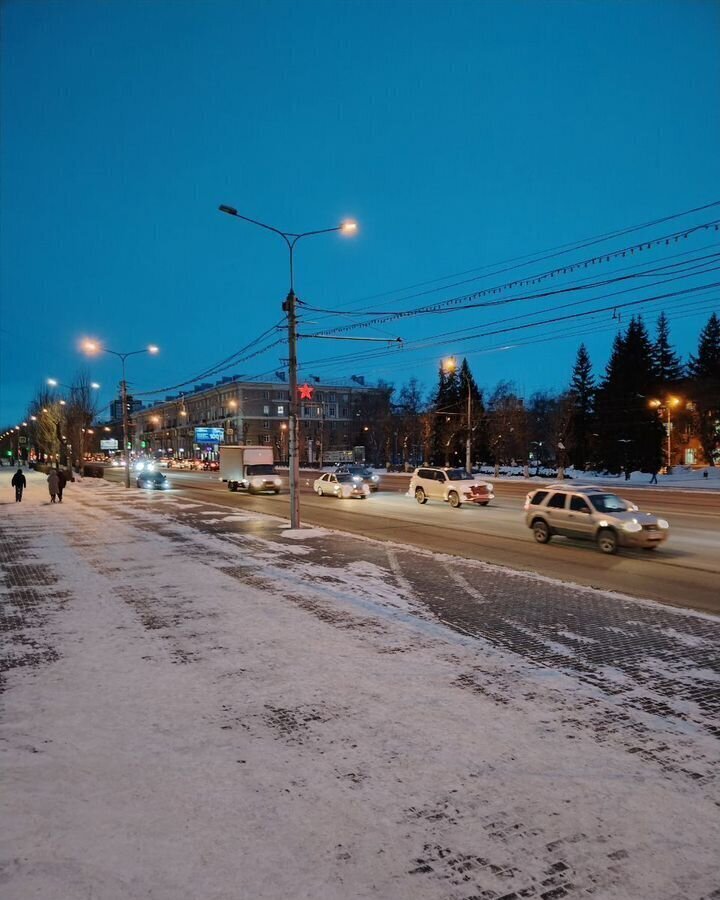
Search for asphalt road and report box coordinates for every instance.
[106,468,720,614]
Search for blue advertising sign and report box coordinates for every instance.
[194,427,225,444]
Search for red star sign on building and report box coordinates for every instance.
[298,383,314,400]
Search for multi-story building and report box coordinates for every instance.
[109,394,144,423]
[131,377,390,465]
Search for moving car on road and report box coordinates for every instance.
[314,472,370,499]
[524,484,669,554]
[136,470,170,490]
[335,464,381,491]
[409,467,494,508]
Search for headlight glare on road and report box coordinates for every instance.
[623,520,642,532]
[657,519,669,529]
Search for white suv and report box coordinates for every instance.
[408,467,494,508]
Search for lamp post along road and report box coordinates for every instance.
[82,341,159,488]
[219,205,357,528]
[649,396,682,473]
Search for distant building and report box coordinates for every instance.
[131,377,389,464]
[109,394,144,422]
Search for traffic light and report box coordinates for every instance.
[141,441,147,448]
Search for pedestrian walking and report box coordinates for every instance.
[11,467,26,502]
[649,468,659,485]
[57,468,68,502]
[47,469,59,503]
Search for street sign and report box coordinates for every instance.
[101,438,119,450]
[18,436,27,445]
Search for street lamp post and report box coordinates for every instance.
[649,396,682,473]
[82,341,159,487]
[219,204,356,528]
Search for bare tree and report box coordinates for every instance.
[486,381,528,466]
[28,388,62,462]
[64,371,100,469]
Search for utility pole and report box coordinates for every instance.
[219,204,357,528]
[284,287,300,527]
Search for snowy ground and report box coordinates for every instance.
[1,472,719,900]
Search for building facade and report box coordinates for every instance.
[131,377,390,465]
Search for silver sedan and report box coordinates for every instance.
[313,472,370,499]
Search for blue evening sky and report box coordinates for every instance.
[1,0,718,424]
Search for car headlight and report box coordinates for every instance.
[352,475,361,481]
[274,479,281,485]
[657,519,669,529]
[623,520,642,532]
[371,475,379,482]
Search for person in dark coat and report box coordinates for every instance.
[11,467,26,502]
[57,468,68,502]
[47,469,59,503]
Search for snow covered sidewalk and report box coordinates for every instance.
[1,472,719,900]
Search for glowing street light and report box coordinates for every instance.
[219,203,357,528]
[649,396,683,473]
[81,339,160,487]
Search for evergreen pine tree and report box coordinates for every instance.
[652,312,684,384]
[458,359,486,466]
[594,318,664,473]
[431,363,461,464]
[567,343,595,470]
[688,313,720,379]
[687,313,720,465]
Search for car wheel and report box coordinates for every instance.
[642,545,658,551]
[597,528,618,555]
[274,489,280,495]
[532,519,551,544]
[229,482,238,492]
[479,501,489,507]
[316,486,323,496]
[415,488,427,504]
[448,491,461,508]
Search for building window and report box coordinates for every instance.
[340,407,348,418]
[328,392,336,401]
[263,405,270,415]
[262,433,271,444]
[263,391,270,399]
[328,405,337,417]
[263,420,270,429]
[277,405,284,416]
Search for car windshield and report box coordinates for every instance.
[588,493,630,513]
[247,464,275,475]
[446,469,471,481]
[336,474,354,483]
